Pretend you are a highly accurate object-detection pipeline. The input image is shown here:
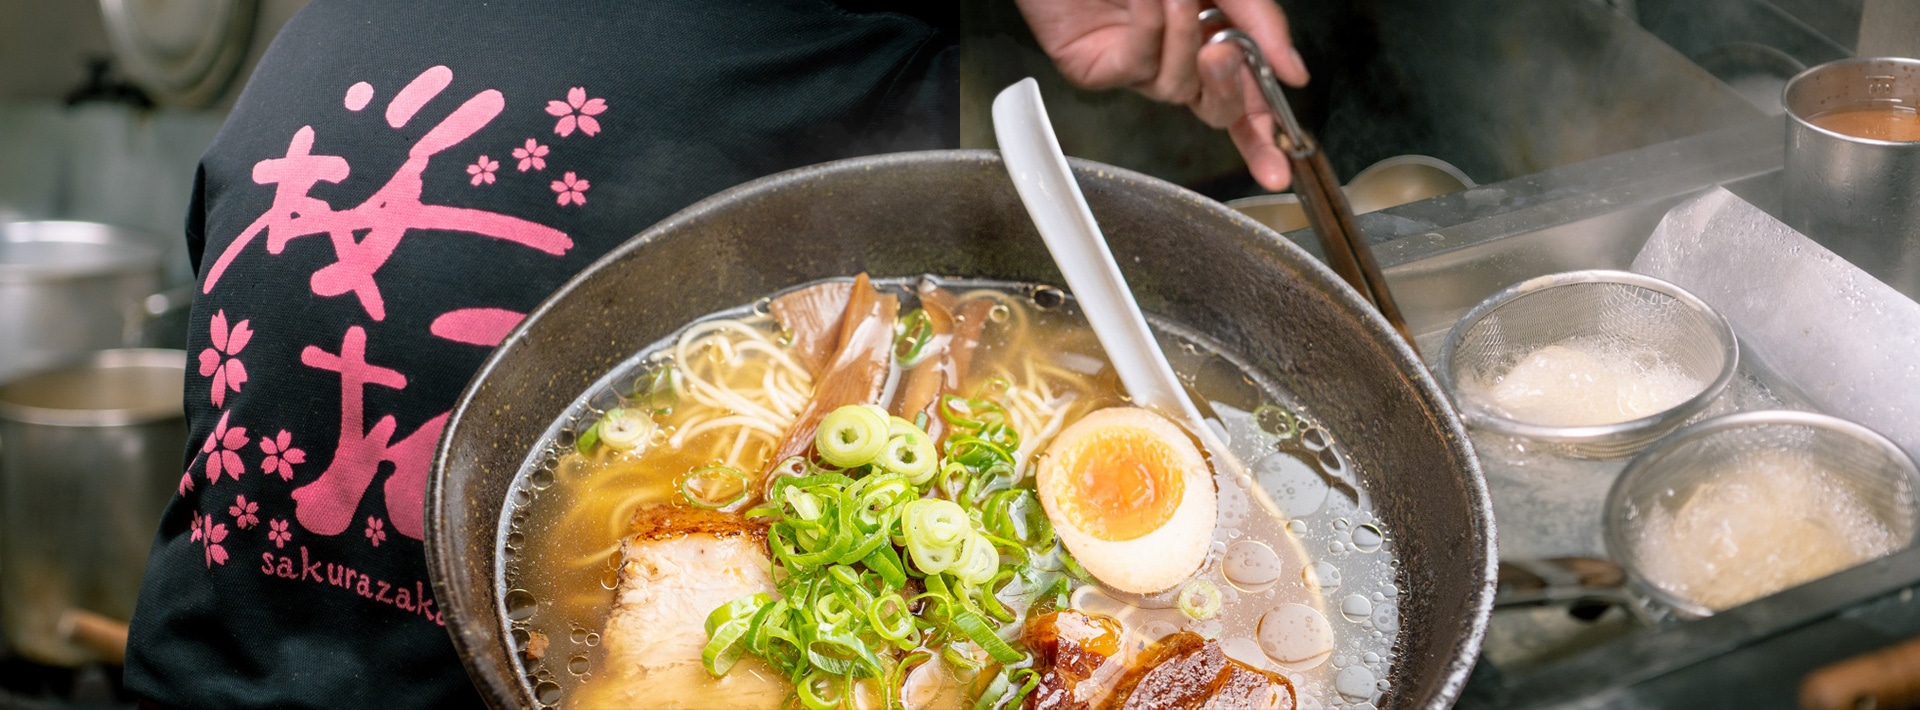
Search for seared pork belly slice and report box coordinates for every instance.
[1098,632,1294,710]
[572,506,785,710]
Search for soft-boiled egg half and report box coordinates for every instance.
[1036,406,1216,594]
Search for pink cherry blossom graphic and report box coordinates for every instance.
[201,411,250,484]
[551,171,589,207]
[229,494,260,529]
[196,310,252,408]
[512,138,549,172]
[544,87,606,137]
[195,513,230,567]
[466,154,499,186]
[178,470,195,495]
[364,516,387,547]
[268,519,292,548]
[260,430,307,481]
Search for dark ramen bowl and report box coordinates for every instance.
[427,150,1496,709]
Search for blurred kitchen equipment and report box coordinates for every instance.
[1436,270,1738,459]
[1229,155,1475,233]
[1604,410,1920,621]
[1202,9,1418,349]
[0,221,188,383]
[1782,57,1920,299]
[0,349,186,666]
[1801,632,1920,710]
[99,0,258,109]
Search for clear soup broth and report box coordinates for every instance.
[499,277,1400,710]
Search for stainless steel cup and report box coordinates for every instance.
[0,349,186,665]
[1782,57,1920,299]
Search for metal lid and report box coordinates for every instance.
[0,221,164,283]
[0,349,186,427]
[100,0,258,108]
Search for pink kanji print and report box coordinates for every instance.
[260,430,307,481]
[199,65,573,321]
[268,519,292,548]
[193,512,230,568]
[201,411,250,484]
[197,310,251,408]
[365,516,387,547]
[512,138,548,172]
[466,155,498,186]
[545,87,606,137]
[229,495,260,529]
[291,327,449,541]
[552,172,589,206]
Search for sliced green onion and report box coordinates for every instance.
[796,671,846,710]
[598,408,653,451]
[574,421,600,454]
[816,404,891,468]
[882,430,937,484]
[680,465,750,510]
[700,593,769,676]
[1177,580,1223,620]
[953,531,999,586]
[868,594,916,646]
[950,608,1023,664]
[894,309,937,367]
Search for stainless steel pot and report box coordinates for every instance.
[1783,57,1920,299]
[426,151,1497,709]
[0,221,179,383]
[0,349,187,666]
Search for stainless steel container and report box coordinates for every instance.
[0,221,168,383]
[0,349,186,665]
[1782,57,1920,299]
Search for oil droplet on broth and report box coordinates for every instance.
[1350,524,1384,553]
[1224,540,1283,591]
[504,589,538,621]
[1339,595,1373,623]
[569,656,590,675]
[1257,603,1335,671]
[1306,561,1342,591]
[570,627,587,644]
[1335,665,1378,702]
[1371,604,1400,633]
[534,680,563,705]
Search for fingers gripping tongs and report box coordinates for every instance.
[1200,9,1418,352]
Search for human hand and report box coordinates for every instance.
[1015,0,1309,191]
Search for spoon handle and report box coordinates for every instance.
[990,78,1203,427]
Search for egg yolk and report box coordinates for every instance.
[1051,427,1186,541]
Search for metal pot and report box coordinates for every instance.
[0,349,187,666]
[426,150,1497,709]
[1782,57,1920,299]
[0,221,184,383]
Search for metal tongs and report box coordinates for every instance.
[1201,9,1418,351]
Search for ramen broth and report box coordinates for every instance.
[500,278,1401,709]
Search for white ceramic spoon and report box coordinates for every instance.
[990,78,1240,465]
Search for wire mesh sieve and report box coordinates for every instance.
[1436,270,1738,459]
[1604,410,1920,619]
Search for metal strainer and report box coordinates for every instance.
[1436,270,1738,459]
[1604,411,1920,619]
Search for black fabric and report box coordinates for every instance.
[124,1,954,707]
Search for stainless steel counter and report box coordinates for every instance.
[1277,116,1920,708]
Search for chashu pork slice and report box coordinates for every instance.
[573,507,787,710]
